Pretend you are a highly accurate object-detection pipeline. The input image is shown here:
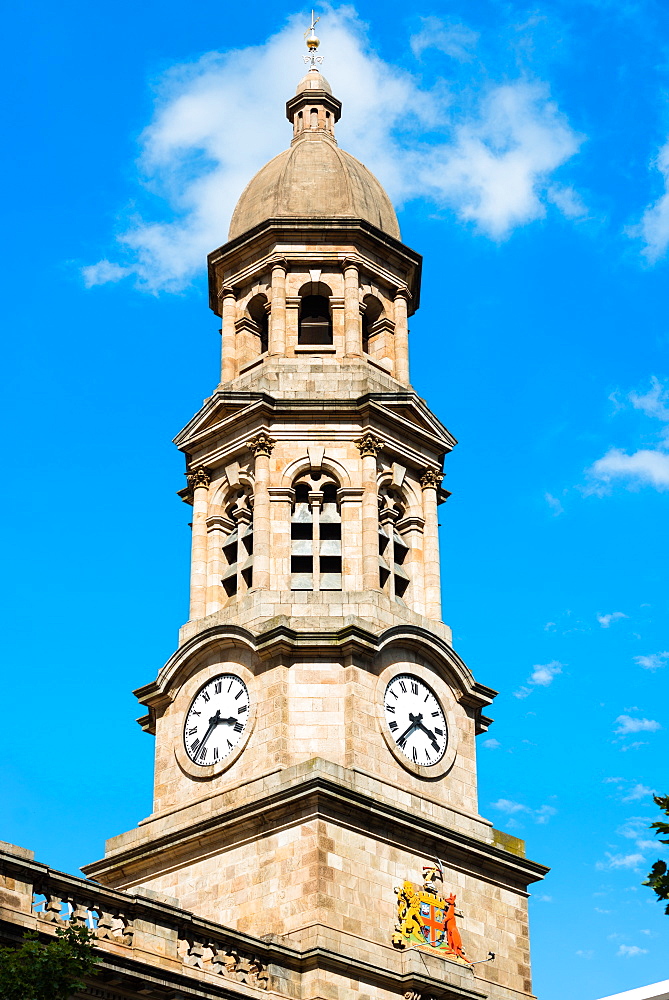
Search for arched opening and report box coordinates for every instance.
[221,490,254,599]
[362,295,384,354]
[290,473,341,591]
[247,294,269,354]
[298,284,333,345]
[378,487,410,603]
[310,107,319,128]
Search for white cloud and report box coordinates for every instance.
[634,138,669,262]
[634,651,669,671]
[490,799,557,824]
[615,715,662,736]
[82,8,584,291]
[514,659,562,697]
[596,852,645,870]
[586,377,669,493]
[588,448,669,492]
[410,16,478,61]
[482,737,501,749]
[544,492,564,515]
[536,894,553,902]
[546,183,587,217]
[81,259,131,287]
[621,783,654,803]
[617,944,648,957]
[597,611,628,628]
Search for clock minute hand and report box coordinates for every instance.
[396,719,418,748]
[197,709,223,753]
[415,721,440,752]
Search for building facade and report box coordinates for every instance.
[0,39,547,1000]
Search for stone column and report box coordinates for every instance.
[338,488,364,592]
[398,515,426,617]
[356,434,383,591]
[393,287,411,384]
[187,466,211,621]
[269,260,287,356]
[247,433,275,590]
[268,487,294,592]
[205,515,228,615]
[220,287,237,383]
[420,469,444,621]
[343,258,361,357]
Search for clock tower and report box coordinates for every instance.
[83,36,548,1000]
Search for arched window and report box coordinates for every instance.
[310,107,319,128]
[247,294,269,354]
[299,293,333,345]
[362,295,384,354]
[378,488,410,602]
[291,473,342,591]
[221,490,254,598]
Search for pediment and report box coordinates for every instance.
[173,391,262,451]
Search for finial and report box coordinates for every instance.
[303,10,324,68]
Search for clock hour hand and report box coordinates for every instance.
[415,721,440,752]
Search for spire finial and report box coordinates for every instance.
[303,10,323,68]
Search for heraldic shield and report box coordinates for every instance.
[392,865,470,964]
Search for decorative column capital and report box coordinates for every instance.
[186,465,212,491]
[218,285,236,301]
[355,433,384,458]
[269,257,288,273]
[247,432,276,457]
[420,469,444,491]
[393,285,412,302]
[341,256,359,272]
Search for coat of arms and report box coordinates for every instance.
[392,862,469,964]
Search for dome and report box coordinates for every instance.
[228,138,401,241]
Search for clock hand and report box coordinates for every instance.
[196,709,223,754]
[414,721,440,752]
[396,719,418,747]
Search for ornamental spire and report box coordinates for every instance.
[304,11,323,68]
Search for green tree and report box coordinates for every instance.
[0,923,99,1000]
[642,793,669,914]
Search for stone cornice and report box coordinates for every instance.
[206,218,422,317]
[81,763,548,895]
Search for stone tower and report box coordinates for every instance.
[83,50,547,1000]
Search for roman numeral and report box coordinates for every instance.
[411,681,418,695]
[399,680,407,693]
[385,704,395,714]
[398,735,408,749]
[238,704,248,713]
[434,728,443,736]
[191,739,200,754]
[202,690,210,703]
[234,689,243,700]
[191,710,201,716]
[227,739,233,749]
[187,727,197,736]
[213,748,218,760]
[199,746,207,761]
[431,711,439,717]
[214,680,222,694]
[228,680,233,692]
[233,721,244,733]
[412,747,418,763]
[390,688,398,699]
[389,720,398,732]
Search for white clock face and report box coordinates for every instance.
[384,674,447,767]
[183,674,250,766]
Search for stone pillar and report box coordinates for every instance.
[187,466,211,621]
[343,259,361,357]
[220,288,237,383]
[338,488,364,592]
[356,434,383,591]
[393,287,411,384]
[205,515,228,615]
[269,260,287,356]
[399,515,426,617]
[268,487,294,592]
[420,469,444,621]
[248,433,276,590]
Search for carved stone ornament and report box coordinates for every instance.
[247,432,276,457]
[392,863,470,964]
[180,937,269,988]
[419,469,444,491]
[186,465,212,491]
[355,433,384,458]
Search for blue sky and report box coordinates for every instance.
[1,1,668,997]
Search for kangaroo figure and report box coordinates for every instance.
[444,894,466,959]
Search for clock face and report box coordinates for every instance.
[383,673,447,767]
[183,674,250,766]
